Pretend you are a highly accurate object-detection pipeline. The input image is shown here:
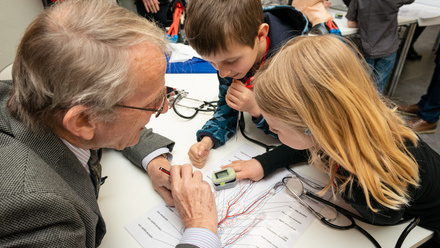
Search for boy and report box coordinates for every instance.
[184,0,335,168]
[346,0,414,93]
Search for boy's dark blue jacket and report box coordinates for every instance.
[196,6,308,149]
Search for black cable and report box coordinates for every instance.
[354,225,382,248]
[238,112,277,152]
[394,217,420,248]
[172,96,199,119]
[172,93,216,119]
[304,187,420,248]
[303,191,382,247]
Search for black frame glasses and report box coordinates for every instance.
[115,94,167,118]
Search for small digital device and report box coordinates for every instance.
[212,168,236,190]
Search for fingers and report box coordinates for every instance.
[197,142,210,156]
[170,164,195,186]
[143,0,160,13]
[180,163,193,180]
[188,153,208,168]
[147,158,174,205]
[188,140,212,168]
[170,164,218,234]
[227,80,246,98]
[226,80,256,113]
[222,161,245,179]
[222,159,264,181]
[170,163,182,186]
[192,170,204,182]
[188,146,208,168]
[151,2,160,13]
[156,187,174,206]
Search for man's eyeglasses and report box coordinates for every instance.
[115,94,167,118]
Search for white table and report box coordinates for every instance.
[400,0,440,27]
[97,73,433,248]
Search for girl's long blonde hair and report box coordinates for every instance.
[254,35,419,211]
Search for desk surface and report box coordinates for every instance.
[98,73,433,248]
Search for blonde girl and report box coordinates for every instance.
[225,35,440,246]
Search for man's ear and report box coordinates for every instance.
[257,23,269,43]
[63,105,96,141]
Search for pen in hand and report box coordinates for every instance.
[159,167,170,175]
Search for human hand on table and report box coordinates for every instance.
[222,158,264,181]
[188,136,214,168]
[147,155,174,206]
[142,0,160,13]
[171,164,218,234]
[226,79,261,118]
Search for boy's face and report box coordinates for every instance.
[202,39,260,80]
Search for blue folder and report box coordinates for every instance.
[166,57,216,73]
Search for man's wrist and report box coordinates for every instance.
[146,154,170,176]
[179,228,221,248]
[142,147,172,172]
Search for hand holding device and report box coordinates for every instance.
[222,159,265,181]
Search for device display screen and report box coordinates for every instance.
[215,170,229,179]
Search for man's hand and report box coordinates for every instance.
[222,159,264,181]
[188,136,214,168]
[347,20,358,28]
[147,155,174,206]
[171,164,218,234]
[142,0,160,13]
[226,79,261,117]
[291,0,333,26]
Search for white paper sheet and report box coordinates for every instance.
[126,144,331,248]
[168,43,203,63]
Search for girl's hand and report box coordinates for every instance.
[222,158,264,181]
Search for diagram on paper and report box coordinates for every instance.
[126,144,330,248]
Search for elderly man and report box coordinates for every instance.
[0,0,218,247]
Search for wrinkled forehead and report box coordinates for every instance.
[127,42,167,100]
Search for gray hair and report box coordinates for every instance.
[7,0,169,132]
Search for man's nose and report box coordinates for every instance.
[162,98,169,114]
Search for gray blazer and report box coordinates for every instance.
[0,80,180,247]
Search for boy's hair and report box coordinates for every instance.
[184,0,264,56]
[254,35,419,212]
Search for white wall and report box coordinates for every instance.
[0,0,44,71]
[0,0,138,73]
